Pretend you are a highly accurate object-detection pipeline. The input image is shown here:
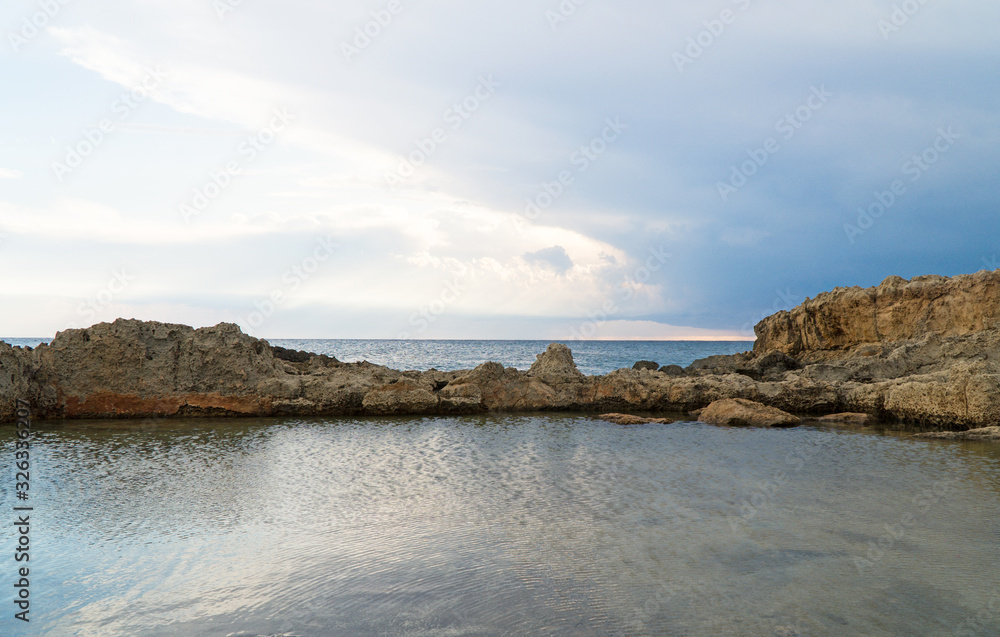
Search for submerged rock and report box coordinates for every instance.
[815,412,876,426]
[597,413,673,425]
[915,427,1000,441]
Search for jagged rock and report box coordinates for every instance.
[527,343,585,381]
[632,360,659,371]
[3,271,1000,435]
[271,345,315,364]
[754,270,1000,355]
[698,398,801,428]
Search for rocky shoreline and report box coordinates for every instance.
[2,271,999,439]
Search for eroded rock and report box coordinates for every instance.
[3,271,1000,435]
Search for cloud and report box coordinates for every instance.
[2,1,998,338]
[523,246,574,274]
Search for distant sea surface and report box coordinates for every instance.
[2,338,753,375]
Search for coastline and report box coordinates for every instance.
[2,270,999,438]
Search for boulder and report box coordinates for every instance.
[698,398,801,428]
[632,360,659,371]
[659,364,684,376]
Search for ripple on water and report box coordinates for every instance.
[4,415,999,636]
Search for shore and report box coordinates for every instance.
[2,270,999,438]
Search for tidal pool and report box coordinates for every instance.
[2,415,998,636]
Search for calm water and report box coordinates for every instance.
[2,415,999,636]
[1,339,752,376]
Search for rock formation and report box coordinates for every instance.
[2,270,999,436]
[753,270,1000,356]
[697,398,801,428]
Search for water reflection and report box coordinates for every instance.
[1,416,998,636]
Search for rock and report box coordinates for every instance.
[749,350,799,380]
[527,343,585,381]
[597,413,672,425]
[754,270,1000,355]
[632,360,659,371]
[815,412,875,426]
[687,352,753,375]
[3,269,1000,434]
[271,344,338,365]
[698,398,801,428]
[915,427,1000,441]
[362,380,438,416]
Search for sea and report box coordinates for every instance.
[3,339,999,636]
[1,338,755,375]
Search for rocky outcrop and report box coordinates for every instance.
[754,270,1000,356]
[2,270,999,436]
[698,398,801,428]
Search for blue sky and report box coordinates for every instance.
[1,0,998,339]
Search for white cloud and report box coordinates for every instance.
[0,169,23,179]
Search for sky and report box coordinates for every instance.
[1,0,998,340]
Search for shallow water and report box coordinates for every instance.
[2,415,999,636]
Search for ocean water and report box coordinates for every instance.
[3,338,753,376]
[2,415,999,636]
